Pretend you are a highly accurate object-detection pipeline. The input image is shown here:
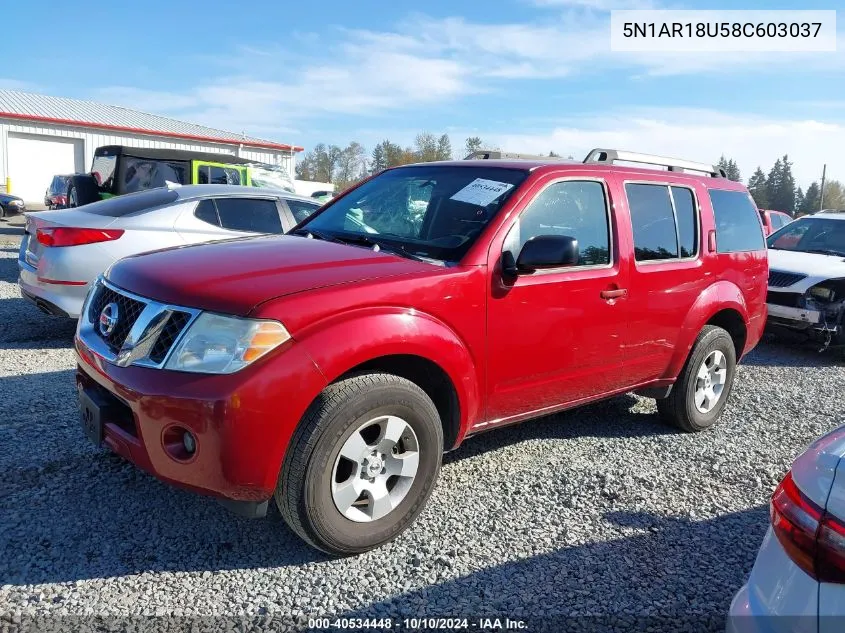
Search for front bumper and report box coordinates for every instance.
[2,203,25,215]
[75,334,327,505]
[766,303,822,327]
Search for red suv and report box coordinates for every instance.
[75,148,768,554]
[758,208,793,235]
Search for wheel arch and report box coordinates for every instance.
[665,281,750,379]
[297,310,481,450]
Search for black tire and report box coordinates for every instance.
[275,373,443,556]
[656,325,737,433]
[67,174,100,208]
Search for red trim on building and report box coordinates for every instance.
[0,112,303,153]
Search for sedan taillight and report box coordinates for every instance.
[36,227,124,248]
[771,471,845,583]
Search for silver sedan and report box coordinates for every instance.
[18,184,321,319]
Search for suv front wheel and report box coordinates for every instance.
[657,325,737,432]
[276,373,443,555]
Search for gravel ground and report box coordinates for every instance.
[1,229,844,632]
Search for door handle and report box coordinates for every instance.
[600,288,628,300]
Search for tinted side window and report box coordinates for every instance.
[123,158,187,193]
[504,180,610,267]
[671,186,698,258]
[210,166,241,185]
[195,199,220,227]
[197,165,209,184]
[626,184,678,261]
[286,199,321,223]
[215,198,283,233]
[709,190,766,253]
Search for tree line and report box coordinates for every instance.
[718,155,842,217]
[295,135,507,191]
[296,135,839,216]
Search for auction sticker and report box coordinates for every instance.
[450,179,514,206]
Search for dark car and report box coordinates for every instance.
[0,192,25,219]
[45,174,74,210]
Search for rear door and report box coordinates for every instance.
[617,177,709,383]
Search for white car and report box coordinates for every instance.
[765,212,845,350]
[727,424,845,633]
[18,184,321,319]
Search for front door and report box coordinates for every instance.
[485,176,630,425]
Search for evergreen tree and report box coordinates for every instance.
[775,155,796,215]
[799,182,821,216]
[716,155,742,182]
[794,187,804,217]
[747,167,769,208]
[370,143,386,174]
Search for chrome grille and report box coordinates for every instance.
[78,278,199,369]
[149,311,192,364]
[769,270,807,288]
[87,284,147,352]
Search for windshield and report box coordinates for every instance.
[299,165,529,262]
[90,155,117,191]
[248,164,295,193]
[767,217,845,257]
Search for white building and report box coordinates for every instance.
[0,90,302,204]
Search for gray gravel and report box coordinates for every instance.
[1,229,844,632]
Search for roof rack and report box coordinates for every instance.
[583,148,726,178]
[464,150,547,160]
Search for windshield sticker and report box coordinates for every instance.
[450,179,514,206]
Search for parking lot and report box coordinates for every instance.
[0,227,843,630]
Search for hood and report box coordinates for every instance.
[791,425,845,511]
[106,235,434,315]
[0,193,22,203]
[768,248,845,293]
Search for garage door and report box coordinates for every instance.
[7,134,84,205]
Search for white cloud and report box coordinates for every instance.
[89,11,845,147]
[480,108,841,187]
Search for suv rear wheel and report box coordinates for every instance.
[657,325,737,432]
[276,373,443,555]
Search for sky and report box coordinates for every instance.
[2,0,844,187]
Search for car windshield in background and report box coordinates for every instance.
[298,165,529,262]
[91,155,117,190]
[248,164,295,192]
[767,217,845,257]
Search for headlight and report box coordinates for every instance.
[8,199,22,206]
[810,286,835,301]
[165,313,291,374]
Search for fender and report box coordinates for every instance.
[296,307,482,442]
[664,280,749,380]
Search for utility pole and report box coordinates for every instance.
[820,164,827,212]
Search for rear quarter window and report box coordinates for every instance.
[709,189,766,253]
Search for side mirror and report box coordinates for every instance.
[515,235,579,273]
